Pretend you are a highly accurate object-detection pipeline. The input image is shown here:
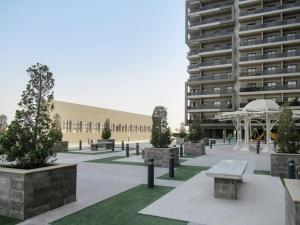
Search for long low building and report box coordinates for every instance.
[52,101,152,145]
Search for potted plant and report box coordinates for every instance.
[0,63,76,220]
[271,104,300,177]
[143,106,177,167]
[97,118,114,149]
[51,113,68,152]
[184,117,205,156]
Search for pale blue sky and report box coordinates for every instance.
[0,0,187,129]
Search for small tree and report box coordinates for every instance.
[150,106,172,148]
[188,117,203,143]
[179,122,187,139]
[277,104,299,153]
[102,118,111,139]
[49,113,63,142]
[0,63,56,169]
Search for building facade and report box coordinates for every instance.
[52,101,152,145]
[185,0,300,138]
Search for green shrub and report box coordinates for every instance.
[102,118,111,140]
[179,123,187,139]
[277,104,299,153]
[49,113,63,142]
[188,117,203,143]
[150,106,172,148]
[0,63,57,169]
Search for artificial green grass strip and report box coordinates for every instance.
[63,150,114,155]
[86,156,145,166]
[254,170,271,175]
[0,215,21,225]
[157,165,210,181]
[51,185,187,225]
[182,154,199,158]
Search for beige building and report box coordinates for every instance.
[52,101,152,145]
[185,0,300,138]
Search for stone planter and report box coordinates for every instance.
[54,141,69,152]
[143,147,179,168]
[184,142,205,156]
[271,152,300,178]
[203,138,209,146]
[0,163,77,220]
[97,139,115,149]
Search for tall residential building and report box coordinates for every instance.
[185,0,300,138]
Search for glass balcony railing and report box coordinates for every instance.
[188,88,234,96]
[240,18,300,32]
[188,59,232,69]
[189,1,233,13]
[240,68,300,77]
[189,15,232,27]
[188,73,233,82]
[240,34,300,47]
[188,29,233,42]
[187,119,233,124]
[240,2,300,16]
[187,103,233,110]
[240,51,300,62]
[240,84,300,92]
[188,45,232,56]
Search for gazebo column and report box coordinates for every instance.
[233,117,241,150]
[262,114,270,152]
[241,114,249,151]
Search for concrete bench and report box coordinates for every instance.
[206,160,247,199]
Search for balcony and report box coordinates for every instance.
[188,73,234,83]
[189,15,233,29]
[240,84,300,93]
[240,18,300,32]
[240,51,300,62]
[189,1,233,15]
[188,59,232,70]
[240,100,300,108]
[188,45,232,57]
[187,119,233,124]
[187,103,233,110]
[240,2,300,17]
[240,68,300,77]
[188,87,234,96]
[240,34,300,47]
[188,29,233,43]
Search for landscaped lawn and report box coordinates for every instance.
[64,150,115,155]
[51,185,187,225]
[254,170,271,175]
[157,165,209,181]
[0,215,21,225]
[182,154,199,158]
[86,156,145,166]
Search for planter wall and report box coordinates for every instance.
[143,147,179,168]
[54,141,69,152]
[271,152,300,178]
[0,163,77,220]
[97,139,115,149]
[184,142,205,156]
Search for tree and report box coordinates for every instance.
[0,114,8,134]
[179,122,187,139]
[150,106,172,148]
[0,63,56,169]
[49,113,63,142]
[277,104,299,153]
[188,117,204,143]
[102,118,111,139]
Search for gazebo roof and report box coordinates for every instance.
[242,99,280,112]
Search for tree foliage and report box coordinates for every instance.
[0,114,8,134]
[49,113,63,142]
[102,118,111,139]
[277,104,299,153]
[0,63,57,169]
[188,117,204,143]
[150,106,172,148]
[179,122,187,139]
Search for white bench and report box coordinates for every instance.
[206,160,247,199]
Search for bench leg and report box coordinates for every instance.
[214,178,237,199]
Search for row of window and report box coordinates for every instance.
[246,64,298,73]
[246,48,298,57]
[246,80,298,88]
[246,32,298,43]
[62,121,151,134]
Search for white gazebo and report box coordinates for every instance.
[215,99,300,152]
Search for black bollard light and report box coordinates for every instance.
[223,138,226,143]
[148,158,154,188]
[256,140,260,154]
[126,144,129,157]
[180,144,183,158]
[91,140,93,144]
[169,153,175,178]
[210,140,212,149]
[79,140,82,150]
[274,141,277,149]
[112,141,115,152]
[122,140,124,150]
[229,138,231,144]
[288,159,296,179]
[136,143,140,155]
[296,166,300,180]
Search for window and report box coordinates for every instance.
[226,71,232,76]
[267,82,276,87]
[288,97,297,102]
[213,87,220,93]
[247,23,256,27]
[213,101,221,105]
[227,100,232,105]
[247,53,256,58]
[287,81,297,86]
[266,50,275,55]
[247,68,256,73]
[247,8,256,12]
[286,33,296,39]
[227,86,233,92]
[287,48,296,56]
[247,83,256,87]
[265,35,276,41]
[213,73,221,77]
[287,64,297,72]
[266,66,276,71]
[247,38,256,43]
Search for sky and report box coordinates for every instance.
[0,0,187,129]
